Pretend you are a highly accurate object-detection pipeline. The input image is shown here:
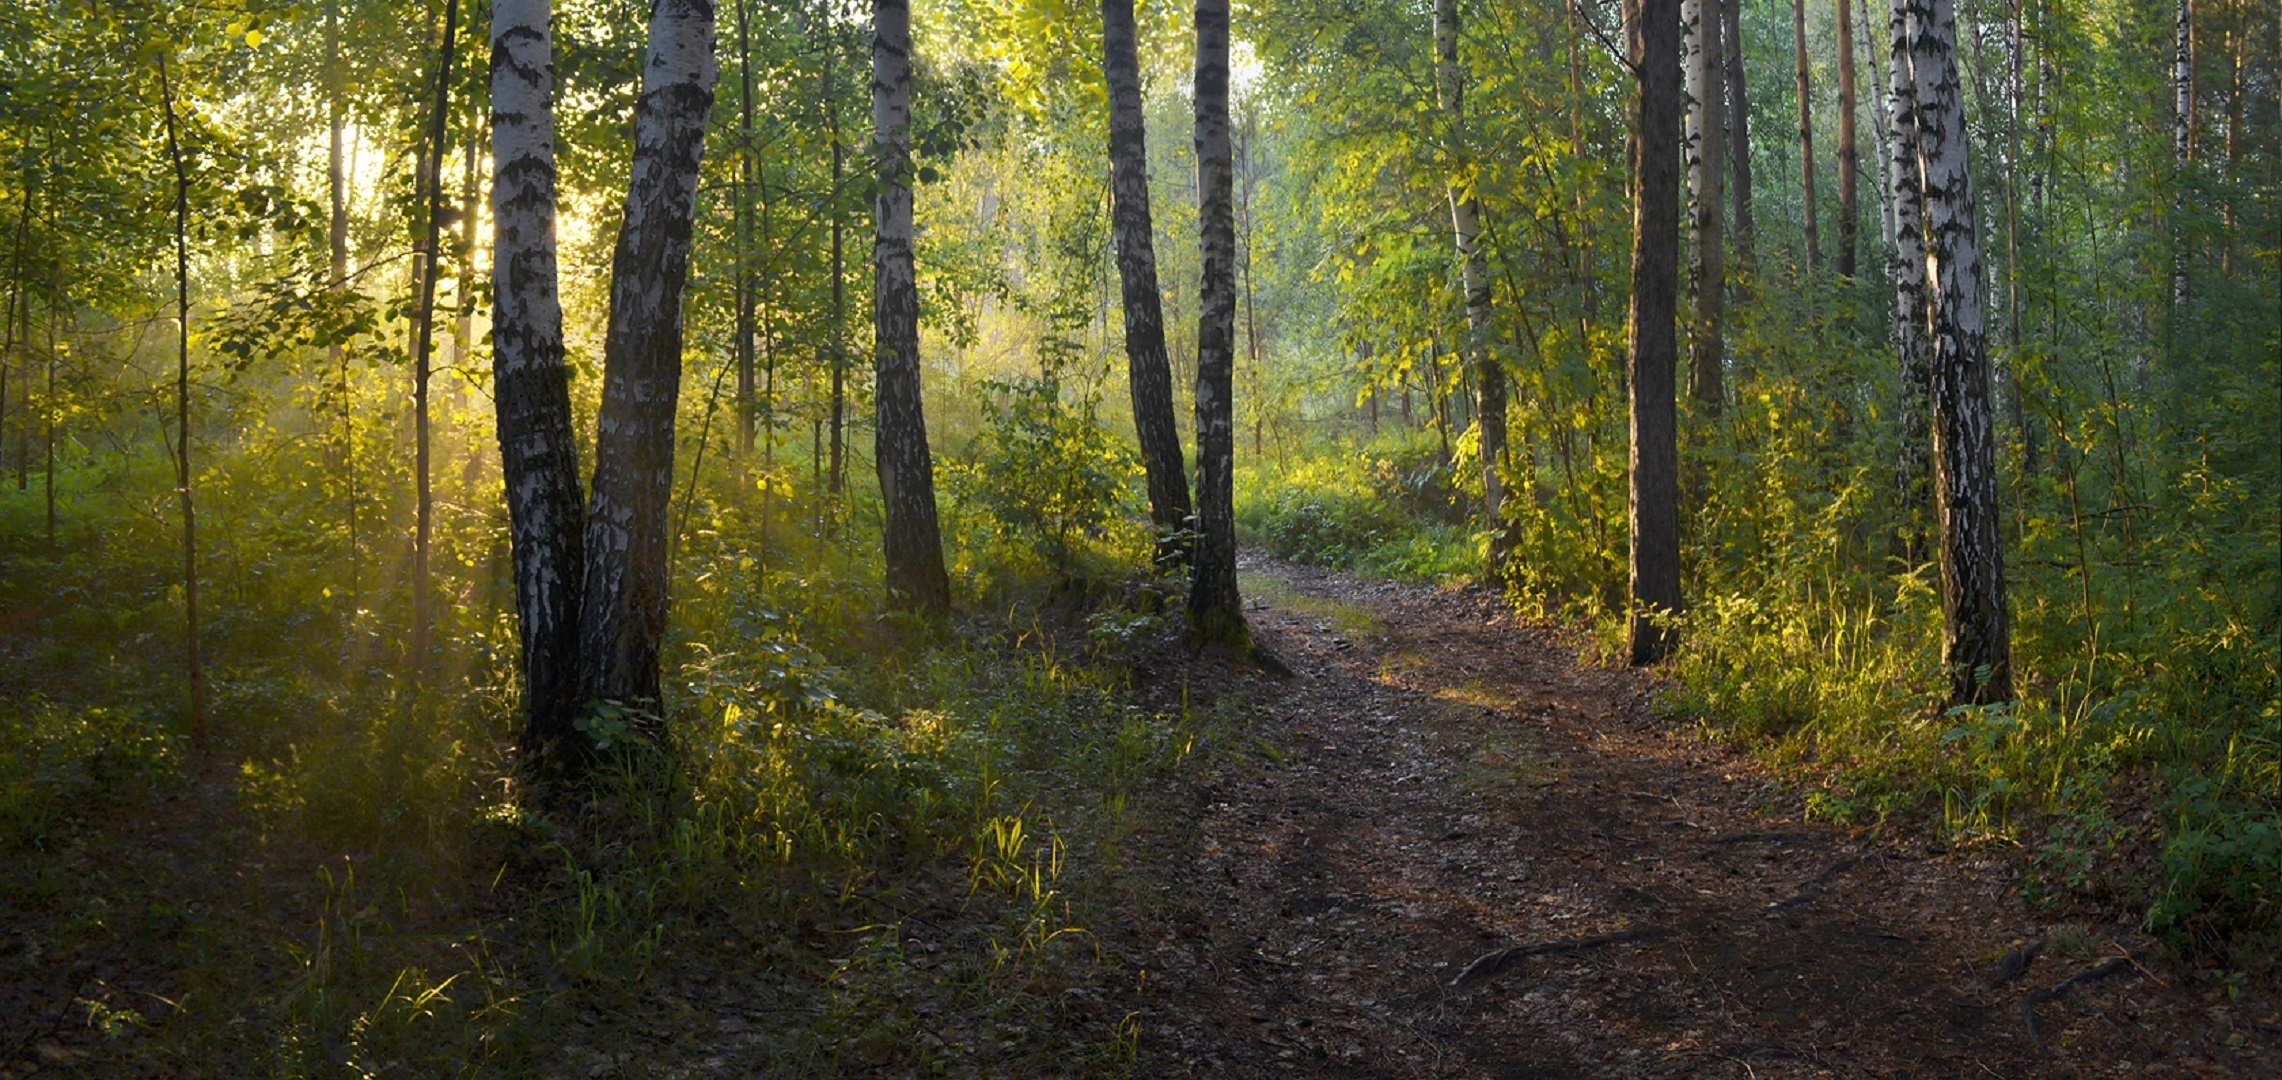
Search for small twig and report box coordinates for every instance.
[1770,857,1859,909]
[1446,928,1668,989]
[2021,957,2135,1049]
[1709,831,1814,846]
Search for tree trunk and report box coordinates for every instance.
[1722,0,1754,274]
[1628,0,1683,665]
[408,0,461,675]
[1887,0,1932,552]
[578,0,718,709]
[492,0,590,764]
[1862,0,1895,261]
[159,57,206,749]
[735,0,757,461]
[1434,0,1506,565]
[1794,0,1822,273]
[872,0,951,614]
[1187,0,1247,645]
[1103,0,1192,565]
[1685,0,1726,412]
[2171,0,2191,308]
[1,181,25,504]
[1835,0,1860,278]
[827,45,847,502]
[1898,0,2011,705]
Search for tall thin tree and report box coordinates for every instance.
[408,0,462,673]
[1835,0,1861,278]
[1794,0,1822,272]
[1685,0,1726,412]
[1887,0,1930,551]
[1103,0,1192,565]
[492,0,589,764]
[158,56,205,748]
[577,0,720,709]
[1628,0,1684,664]
[1896,0,2010,705]
[1187,0,1247,644]
[1433,0,1507,567]
[1723,0,1754,272]
[871,0,951,613]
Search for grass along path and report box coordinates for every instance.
[1109,553,2279,1077]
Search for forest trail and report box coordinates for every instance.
[1117,554,2276,1078]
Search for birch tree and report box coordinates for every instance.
[1835,0,1861,278]
[1103,0,1192,565]
[578,0,720,708]
[1897,0,2011,705]
[1187,0,1247,645]
[491,0,589,763]
[1685,0,1726,411]
[1723,0,1754,273]
[1794,0,1822,272]
[871,0,950,613]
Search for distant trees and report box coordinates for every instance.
[1431,0,1505,567]
[1684,0,1726,412]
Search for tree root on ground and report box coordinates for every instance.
[1446,929,1671,989]
[2022,957,2136,1049]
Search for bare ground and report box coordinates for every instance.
[1109,554,2280,1078]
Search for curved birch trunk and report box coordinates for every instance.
[1685,0,1726,413]
[1898,0,2011,705]
[1434,0,1505,566]
[1103,0,1193,566]
[491,0,590,763]
[1187,0,1247,645]
[579,0,718,708]
[872,0,950,613]
[1628,0,1683,665]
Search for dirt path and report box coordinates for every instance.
[1119,555,2277,1078]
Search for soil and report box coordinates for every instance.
[1110,553,2281,1078]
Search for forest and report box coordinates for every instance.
[0,0,2275,1074]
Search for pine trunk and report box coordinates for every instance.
[1628,0,1683,665]
[1187,0,1246,645]
[1835,0,1860,278]
[872,0,951,613]
[1723,0,1754,273]
[1102,0,1192,565]
[1795,0,1822,273]
[1685,0,1726,412]
[1434,0,1505,563]
[1898,0,2011,705]
[579,0,718,709]
[492,0,590,762]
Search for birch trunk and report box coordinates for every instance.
[579,0,718,708]
[1723,0,1755,273]
[1887,0,1931,548]
[1187,0,1247,645]
[1794,0,1822,273]
[2172,0,2191,307]
[1103,0,1193,565]
[1434,0,1506,561]
[1863,0,1895,260]
[872,0,950,613]
[735,0,757,460]
[1899,0,2011,705]
[1685,0,1726,412]
[492,0,589,761]
[1835,0,1861,278]
[1628,0,1684,665]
